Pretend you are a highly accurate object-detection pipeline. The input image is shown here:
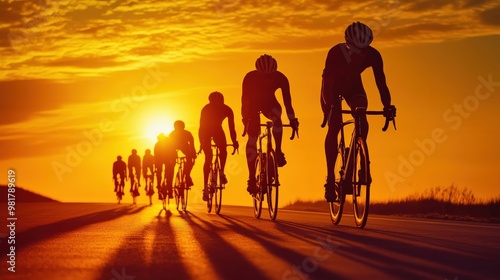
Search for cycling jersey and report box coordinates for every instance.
[321,43,391,110]
[113,160,126,178]
[128,153,141,179]
[199,103,237,149]
[242,70,296,136]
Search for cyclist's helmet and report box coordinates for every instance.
[255,54,277,73]
[174,120,185,130]
[132,149,137,154]
[209,91,224,104]
[117,155,122,160]
[157,133,166,140]
[145,149,151,155]
[345,21,373,49]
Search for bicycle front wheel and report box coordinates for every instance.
[207,168,215,213]
[174,172,182,211]
[267,150,279,220]
[214,162,223,214]
[352,137,370,229]
[182,185,188,211]
[253,154,264,218]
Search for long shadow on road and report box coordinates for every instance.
[1,205,146,257]
[197,213,343,279]
[98,209,190,280]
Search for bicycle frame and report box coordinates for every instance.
[327,95,391,228]
[256,121,276,199]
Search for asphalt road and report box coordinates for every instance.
[1,202,499,280]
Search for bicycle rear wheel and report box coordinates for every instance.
[329,143,345,225]
[267,150,279,220]
[253,154,264,218]
[214,162,223,214]
[352,137,370,229]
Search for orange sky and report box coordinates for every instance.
[1,0,500,206]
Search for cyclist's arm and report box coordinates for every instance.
[321,47,337,111]
[187,131,197,157]
[226,106,237,143]
[371,50,391,108]
[241,73,251,122]
[278,72,296,121]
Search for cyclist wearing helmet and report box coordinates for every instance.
[169,120,197,187]
[113,155,126,195]
[321,21,396,202]
[242,54,299,195]
[128,149,141,195]
[199,91,239,201]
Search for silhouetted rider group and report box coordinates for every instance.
[112,22,396,205]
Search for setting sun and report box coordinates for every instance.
[142,116,173,146]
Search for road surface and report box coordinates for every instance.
[0,202,499,279]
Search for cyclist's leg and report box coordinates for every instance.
[213,129,228,183]
[347,94,369,140]
[245,113,260,194]
[347,94,371,183]
[325,102,342,201]
[200,134,212,196]
[135,167,141,187]
[263,103,286,166]
[165,159,175,197]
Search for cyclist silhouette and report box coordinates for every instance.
[154,133,176,199]
[128,149,141,195]
[199,91,239,201]
[321,22,396,202]
[169,120,197,187]
[142,148,155,190]
[242,54,299,194]
[112,155,126,195]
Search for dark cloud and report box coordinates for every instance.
[402,0,456,12]
[0,80,71,125]
[0,2,23,24]
[479,4,500,26]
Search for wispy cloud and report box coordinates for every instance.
[0,0,499,81]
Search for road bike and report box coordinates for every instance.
[321,96,396,228]
[205,143,237,214]
[243,119,298,220]
[130,174,140,205]
[174,156,189,211]
[144,173,154,206]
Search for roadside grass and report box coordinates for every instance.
[283,185,500,223]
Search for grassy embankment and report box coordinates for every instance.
[284,185,500,223]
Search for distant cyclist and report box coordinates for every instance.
[321,22,396,202]
[199,91,239,201]
[112,155,126,195]
[154,133,176,199]
[242,54,299,195]
[142,149,155,192]
[169,120,197,187]
[128,149,141,195]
